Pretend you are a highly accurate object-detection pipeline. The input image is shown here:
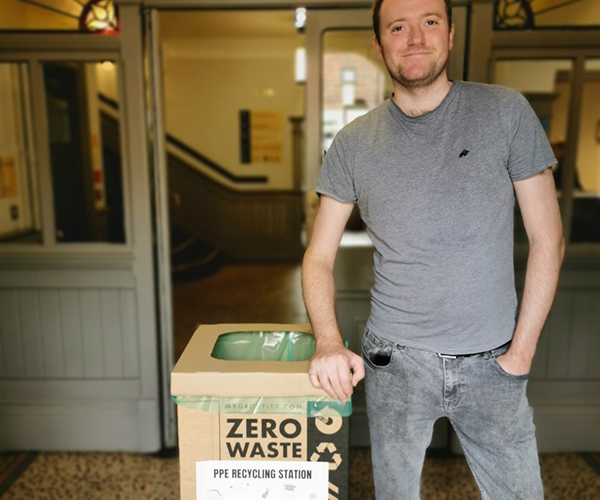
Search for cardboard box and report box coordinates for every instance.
[171,323,350,500]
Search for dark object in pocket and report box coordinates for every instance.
[363,342,394,368]
[370,351,392,367]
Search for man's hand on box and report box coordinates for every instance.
[308,343,365,404]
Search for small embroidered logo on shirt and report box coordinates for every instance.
[459,149,470,158]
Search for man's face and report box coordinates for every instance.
[374,0,454,91]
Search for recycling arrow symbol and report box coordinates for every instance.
[310,442,342,471]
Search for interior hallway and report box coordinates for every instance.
[172,261,309,360]
[1,262,599,499]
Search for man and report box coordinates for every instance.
[301,0,565,498]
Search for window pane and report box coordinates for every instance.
[43,61,125,243]
[494,59,571,244]
[0,62,41,244]
[572,59,600,243]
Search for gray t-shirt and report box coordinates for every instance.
[315,80,557,354]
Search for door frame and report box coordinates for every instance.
[143,7,177,448]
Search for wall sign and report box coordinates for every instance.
[239,110,283,165]
[0,156,18,198]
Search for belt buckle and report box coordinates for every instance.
[437,353,458,359]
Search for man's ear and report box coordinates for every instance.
[373,35,384,63]
[448,23,455,52]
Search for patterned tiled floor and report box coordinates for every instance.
[1,449,598,499]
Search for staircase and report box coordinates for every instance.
[99,96,304,279]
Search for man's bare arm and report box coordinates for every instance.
[302,195,365,403]
[497,167,565,375]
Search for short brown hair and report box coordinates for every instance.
[373,0,453,44]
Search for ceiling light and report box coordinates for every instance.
[295,7,307,30]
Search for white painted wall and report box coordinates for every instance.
[0,1,75,30]
[494,59,573,93]
[96,61,119,102]
[536,0,600,26]
[162,37,305,190]
[494,60,600,193]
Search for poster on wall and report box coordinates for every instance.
[196,460,328,500]
[239,110,283,164]
[0,156,18,198]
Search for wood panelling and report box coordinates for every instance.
[568,290,598,379]
[0,380,141,399]
[101,290,124,378]
[39,290,64,378]
[60,289,84,378]
[0,290,24,378]
[0,398,158,451]
[80,290,105,378]
[0,269,135,288]
[121,290,140,379]
[539,288,600,381]
[169,156,304,261]
[546,289,573,379]
[0,287,139,381]
[19,290,44,378]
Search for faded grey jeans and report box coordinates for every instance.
[361,328,544,500]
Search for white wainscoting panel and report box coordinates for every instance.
[0,287,140,381]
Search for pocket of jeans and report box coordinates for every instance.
[491,356,530,380]
[361,330,397,370]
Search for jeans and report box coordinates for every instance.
[361,328,544,500]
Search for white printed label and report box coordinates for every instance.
[196,460,328,500]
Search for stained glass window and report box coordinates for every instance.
[494,0,600,30]
[0,0,118,33]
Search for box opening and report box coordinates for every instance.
[210,330,315,361]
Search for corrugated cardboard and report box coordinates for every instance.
[172,323,349,500]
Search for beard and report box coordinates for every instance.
[384,52,449,91]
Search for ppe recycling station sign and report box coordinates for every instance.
[197,461,328,500]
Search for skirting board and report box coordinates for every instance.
[0,399,161,452]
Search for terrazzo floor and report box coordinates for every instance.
[1,449,598,499]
